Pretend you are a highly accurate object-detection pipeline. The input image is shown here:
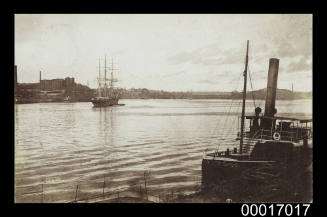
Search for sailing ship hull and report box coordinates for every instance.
[91,97,119,107]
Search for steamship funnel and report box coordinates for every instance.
[264,58,279,117]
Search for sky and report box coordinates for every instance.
[15,14,312,92]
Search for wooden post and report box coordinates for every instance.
[281,121,283,140]
[296,121,299,141]
[102,175,106,198]
[144,172,148,200]
[271,119,274,139]
[74,185,79,202]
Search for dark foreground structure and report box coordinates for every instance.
[201,42,312,203]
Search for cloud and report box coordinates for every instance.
[167,44,245,67]
[161,70,186,78]
[15,14,312,92]
[167,50,199,65]
[286,56,312,73]
[275,40,311,60]
[249,70,267,79]
[197,79,217,85]
[269,15,312,61]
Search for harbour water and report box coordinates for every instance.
[14,99,312,202]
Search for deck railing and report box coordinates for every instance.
[248,128,312,142]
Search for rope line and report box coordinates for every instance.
[223,99,242,143]
[206,71,243,149]
[248,64,257,109]
[214,72,243,152]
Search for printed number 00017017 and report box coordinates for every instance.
[241,204,311,216]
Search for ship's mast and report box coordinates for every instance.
[240,40,249,154]
[98,58,101,97]
[104,55,107,97]
[111,57,114,97]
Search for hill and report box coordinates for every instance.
[117,88,312,100]
[231,88,312,100]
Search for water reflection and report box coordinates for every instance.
[92,107,117,192]
[15,99,312,202]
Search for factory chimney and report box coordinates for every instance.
[39,71,42,90]
[14,65,17,93]
[264,58,279,117]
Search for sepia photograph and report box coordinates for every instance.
[14,14,312,203]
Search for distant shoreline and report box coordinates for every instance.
[119,96,312,100]
[15,97,312,105]
[116,87,312,100]
[15,83,312,102]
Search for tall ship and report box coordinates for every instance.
[91,56,120,107]
[201,41,312,202]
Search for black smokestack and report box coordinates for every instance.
[264,58,279,117]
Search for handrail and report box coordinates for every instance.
[237,126,312,145]
[255,129,311,142]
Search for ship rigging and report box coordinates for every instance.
[91,55,120,107]
[201,40,312,202]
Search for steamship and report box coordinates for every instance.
[91,56,120,107]
[201,41,312,202]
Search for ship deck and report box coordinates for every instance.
[203,155,275,163]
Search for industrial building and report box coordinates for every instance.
[39,73,75,91]
[15,66,94,103]
[40,77,75,90]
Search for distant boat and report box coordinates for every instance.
[91,56,120,107]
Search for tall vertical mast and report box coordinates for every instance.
[111,57,114,88]
[99,58,101,81]
[98,58,101,97]
[111,57,114,97]
[104,55,107,97]
[240,40,249,154]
